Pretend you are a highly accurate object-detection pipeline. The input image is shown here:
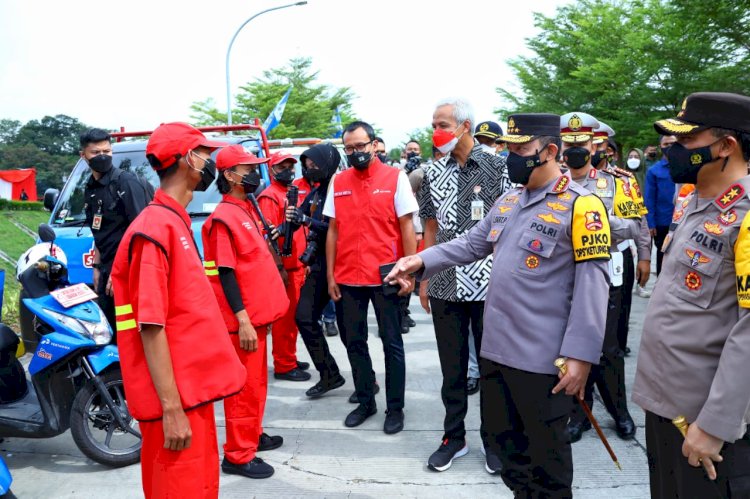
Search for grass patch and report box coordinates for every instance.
[0,210,48,329]
[10,211,50,234]
[1,263,20,330]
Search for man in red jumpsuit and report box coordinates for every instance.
[257,152,311,381]
[202,144,290,479]
[111,122,246,498]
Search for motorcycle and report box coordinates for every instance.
[0,455,13,498]
[0,224,140,467]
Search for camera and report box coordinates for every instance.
[404,155,422,174]
[299,231,319,266]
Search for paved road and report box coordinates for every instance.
[3,277,657,498]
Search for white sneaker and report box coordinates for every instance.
[636,285,652,298]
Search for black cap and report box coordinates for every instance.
[498,113,560,143]
[474,121,503,139]
[655,92,750,135]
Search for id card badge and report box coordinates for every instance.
[92,214,103,230]
[471,185,484,221]
[471,200,484,221]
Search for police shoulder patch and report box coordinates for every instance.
[613,177,641,219]
[735,210,750,308]
[571,194,611,262]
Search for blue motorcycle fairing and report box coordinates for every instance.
[23,294,102,324]
[87,345,119,375]
[0,455,11,494]
[28,332,94,375]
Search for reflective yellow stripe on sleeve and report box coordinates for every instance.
[116,319,137,332]
[115,304,133,316]
[204,260,219,276]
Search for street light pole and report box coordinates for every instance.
[225,1,308,126]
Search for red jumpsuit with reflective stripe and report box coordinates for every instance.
[202,195,288,464]
[258,180,307,373]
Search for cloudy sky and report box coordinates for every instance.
[0,0,567,148]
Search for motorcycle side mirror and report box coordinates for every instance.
[38,223,56,243]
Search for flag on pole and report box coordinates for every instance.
[331,106,343,138]
[262,86,292,135]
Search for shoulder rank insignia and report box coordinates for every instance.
[612,166,634,178]
[552,176,570,193]
[538,213,562,224]
[715,183,746,210]
[588,168,598,179]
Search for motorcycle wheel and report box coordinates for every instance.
[70,368,141,467]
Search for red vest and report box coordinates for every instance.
[257,181,307,269]
[111,190,245,422]
[332,159,403,285]
[202,195,289,330]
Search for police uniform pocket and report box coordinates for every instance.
[672,240,724,309]
[513,229,558,280]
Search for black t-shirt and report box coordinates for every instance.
[83,168,150,269]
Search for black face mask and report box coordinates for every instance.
[88,154,113,174]
[661,146,672,157]
[563,146,590,169]
[273,168,295,186]
[307,168,325,183]
[377,153,388,163]
[239,170,261,194]
[506,147,548,185]
[666,140,724,184]
[193,158,216,192]
[347,151,372,170]
[647,151,658,160]
[591,150,606,168]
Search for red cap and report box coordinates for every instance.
[268,152,298,167]
[145,122,226,170]
[216,144,269,171]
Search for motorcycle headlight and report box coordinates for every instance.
[43,309,113,345]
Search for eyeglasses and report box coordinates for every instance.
[343,141,373,154]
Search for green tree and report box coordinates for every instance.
[399,127,433,160]
[14,115,88,155]
[0,119,21,144]
[192,57,357,139]
[0,115,89,192]
[497,0,750,151]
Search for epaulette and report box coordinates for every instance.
[603,165,633,178]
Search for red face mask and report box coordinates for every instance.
[432,125,465,154]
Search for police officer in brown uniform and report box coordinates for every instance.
[386,114,611,498]
[559,112,651,442]
[633,92,750,498]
